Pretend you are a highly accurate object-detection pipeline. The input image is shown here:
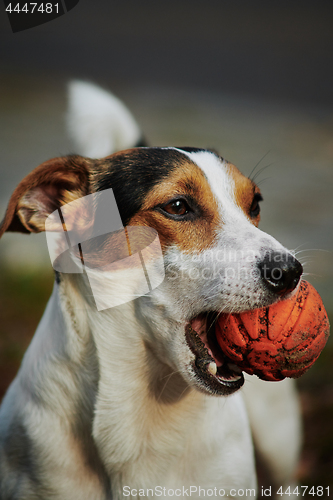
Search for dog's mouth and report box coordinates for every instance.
[185,313,244,396]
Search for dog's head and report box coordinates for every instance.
[0,147,302,396]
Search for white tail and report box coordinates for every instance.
[67,81,142,158]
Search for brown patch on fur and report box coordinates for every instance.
[77,229,130,269]
[0,156,92,237]
[75,224,160,271]
[127,158,221,253]
[226,162,261,227]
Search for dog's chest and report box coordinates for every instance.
[92,381,256,497]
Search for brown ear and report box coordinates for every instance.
[0,155,91,238]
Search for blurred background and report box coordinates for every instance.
[0,0,333,490]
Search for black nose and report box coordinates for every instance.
[258,252,303,296]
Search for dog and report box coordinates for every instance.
[0,81,302,499]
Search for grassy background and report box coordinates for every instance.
[0,266,53,398]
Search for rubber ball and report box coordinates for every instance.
[215,280,330,381]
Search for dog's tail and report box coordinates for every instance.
[67,80,143,158]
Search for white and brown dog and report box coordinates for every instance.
[0,82,302,499]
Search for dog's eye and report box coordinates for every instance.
[162,199,190,216]
[250,193,263,217]
[156,197,198,221]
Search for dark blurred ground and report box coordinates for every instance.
[1,0,333,108]
[1,0,333,493]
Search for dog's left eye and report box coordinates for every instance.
[250,193,263,217]
[162,199,190,216]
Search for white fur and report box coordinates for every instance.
[67,81,141,158]
[242,375,302,486]
[87,296,256,495]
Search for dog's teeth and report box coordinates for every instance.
[227,363,242,375]
[207,362,217,376]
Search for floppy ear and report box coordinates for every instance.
[0,155,91,238]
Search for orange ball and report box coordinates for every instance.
[215,280,330,381]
